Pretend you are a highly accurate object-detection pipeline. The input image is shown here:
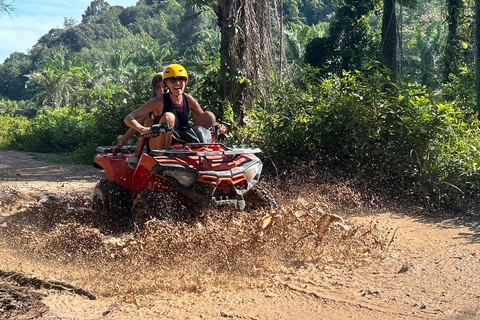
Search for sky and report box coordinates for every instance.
[0,0,138,63]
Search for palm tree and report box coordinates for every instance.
[25,55,74,109]
[0,0,17,18]
[187,0,274,125]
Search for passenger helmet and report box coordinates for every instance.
[163,64,188,83]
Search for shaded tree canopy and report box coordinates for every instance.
[305,0,378,76]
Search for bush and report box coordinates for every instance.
[244,67,480,208]
[0,115,30,149]
[11,106,90,153]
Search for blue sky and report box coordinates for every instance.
[0,0,138,63]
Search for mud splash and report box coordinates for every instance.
[0,173,393,304]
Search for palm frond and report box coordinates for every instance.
[0,0,18,18]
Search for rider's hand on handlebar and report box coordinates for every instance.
[138,126,151,134]
[138,126,156,138]
[210,124,226,136]
[218,124,226,135]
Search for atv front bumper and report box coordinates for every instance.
[151,158,263,210]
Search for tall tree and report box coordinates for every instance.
[475,0,480,116]
[188,0,274,124]
[382,0,397,74]
[444,0,462,80]
[82,0,111,24]
[381,0,418,78]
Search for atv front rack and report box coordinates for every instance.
[96,145,140,154]
[150,143,261,157]
[96,144,261,157]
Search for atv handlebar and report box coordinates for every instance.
[209,124,226,136]
[140,123,173,137]
[141,123,226,137]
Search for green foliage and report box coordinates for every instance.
[283,0,335,25]
[82,0,111,23]
[442,65,476,112]
[405,21,446,87]
[0,52,33,100]
[25,54,75,109]
[0,98,31,117]
[305,0,379,76]
[13,107,90,152]
[284,22,326,73]
[240,67,480,208]
[0,115,29,149]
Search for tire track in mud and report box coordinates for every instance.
[0,270,96,300]
[276,277,436,319]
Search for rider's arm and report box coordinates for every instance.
[186,94,204,119]
[124,97,163,133]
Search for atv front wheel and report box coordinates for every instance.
[244,184,278,211]
[92,179,110,215]
[131,191,184,232]
[92,179,133,231]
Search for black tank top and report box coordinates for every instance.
[154,93,190,131]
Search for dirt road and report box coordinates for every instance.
[0,150,479,319]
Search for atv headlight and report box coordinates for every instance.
[244,162,262,183]
[164,169,197,187]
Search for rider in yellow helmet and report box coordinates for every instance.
[124,64,217,167]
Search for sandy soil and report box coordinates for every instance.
[0,150,479,320]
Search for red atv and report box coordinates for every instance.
[92,124,277,230]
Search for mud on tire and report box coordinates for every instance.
[92,179,133,230]
[244,183,278,212]
[131,191,186,232]
[92,179,110,216]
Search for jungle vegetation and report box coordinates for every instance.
[0,0,479,210]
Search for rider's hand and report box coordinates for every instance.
[218,124,226,135]
[138,126,151,134]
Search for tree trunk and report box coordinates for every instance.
[444,0,462,80]
[382,0,397,78]
[214,0,273,125]
[475,0,480,117]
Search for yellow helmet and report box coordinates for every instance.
[163,64,188,82]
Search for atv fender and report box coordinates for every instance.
[94,153,133,191]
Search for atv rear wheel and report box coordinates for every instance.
[131,191,184,232]
[244,184,278,212]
